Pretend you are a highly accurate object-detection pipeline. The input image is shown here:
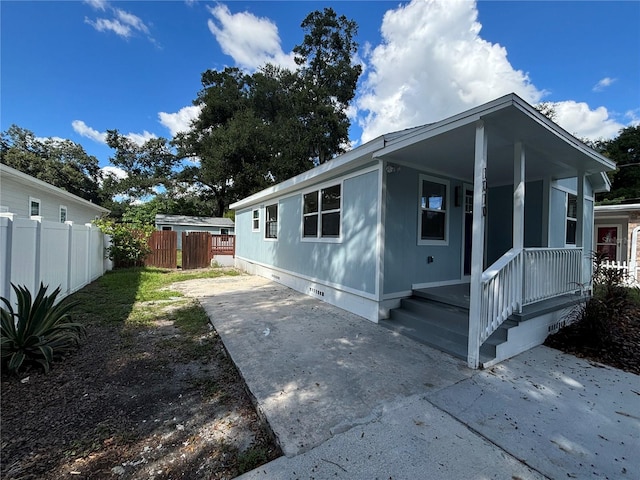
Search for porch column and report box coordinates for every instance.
[467,120,487,369]
[513,142,525,313]
[576,172,586,291]
[513,142,525,249]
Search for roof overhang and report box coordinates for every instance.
[372,93,616,186]
[594,203,640,213]
[0,164,110,214]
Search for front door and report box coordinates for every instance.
[463,185,473,277]
[595,225,621,261]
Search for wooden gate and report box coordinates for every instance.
[145,230,177,268]
[182,231,212,270]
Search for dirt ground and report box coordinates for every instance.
[1,294,281,479]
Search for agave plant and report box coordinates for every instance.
[1,283,85,374]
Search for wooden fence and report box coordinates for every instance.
[182,232,212,270]
[145,230,177,269]
[145,231,235,270]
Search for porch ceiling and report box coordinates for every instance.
[377,102,614,187]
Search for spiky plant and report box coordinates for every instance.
[1,283,85,374]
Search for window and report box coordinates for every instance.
[29,197,41,217]
[162,226,172,231]
[566,193,577,245]
[59,206,67,223]
[220,228,229,236]
[265,203,278,239]
[252,209,260,231]
[303,184,341,239]
[418,176,448,244]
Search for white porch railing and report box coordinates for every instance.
[478,247,582,344]
[523,248,583,304]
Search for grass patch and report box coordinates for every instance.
[68,267,241,328]
[172,304,211,335]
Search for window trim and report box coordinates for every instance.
[29,197,41,217]
[252,208,260,232]
[565,193,578,246]
[301,181,343,243]
[264,203,278,240]
[59,205,68,223]
[417,174,449,246]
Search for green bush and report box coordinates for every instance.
[1,283,86,374]
[95,218,154,268]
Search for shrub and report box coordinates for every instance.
[1,283,86,374]
[95,218,154,268]
[570,252,630,348]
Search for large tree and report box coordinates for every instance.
[598,126,640,203]
[1,125,104,204]
[176,8,362,216]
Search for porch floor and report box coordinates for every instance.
[382,284,585,365]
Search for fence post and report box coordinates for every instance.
[64,221,74,296]
[0,213,15,300]
[32,216,43,295]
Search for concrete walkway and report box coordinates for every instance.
[175,274,640,480]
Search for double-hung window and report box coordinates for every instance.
[265,203,278,239]
[418,175,448,245]
[60,205,67,223]
[29,197,41,217]
[303,184,341,239]
[252,209,260,232]
[566,193,577,245]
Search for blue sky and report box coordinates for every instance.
[2,0,639,178]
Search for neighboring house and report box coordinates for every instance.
[594,203,640,281]
[0,163,110,304]
[0,163,109,223]
[230,93,614,369]
[155,214,235,249]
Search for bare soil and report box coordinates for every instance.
[1,297,281,479]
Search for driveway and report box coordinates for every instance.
[175,274,640,479]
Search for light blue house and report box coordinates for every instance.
[230,94,614,368]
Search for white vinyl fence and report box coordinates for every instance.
[0,213,111,306]
[599,259,640,287]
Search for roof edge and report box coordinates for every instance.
[0,164,110,213]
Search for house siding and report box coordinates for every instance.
[383,166,464,295]
[0,174,105,224]
[236,169,379,296]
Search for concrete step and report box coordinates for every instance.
[383,297,497,364]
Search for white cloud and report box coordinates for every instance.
[158,105,203,136]
[84,0,108,11]
[593,77,616,92]
[101,165,128,181]
[125,131,157,145]
[206,4,296,71]
[72,120,157,146]
[357,0,543,143]
[72,120,107,143]
[84,2,155,44]
[552,101,623,140]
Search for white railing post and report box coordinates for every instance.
[468,120,487,369]
[513,142,525,313]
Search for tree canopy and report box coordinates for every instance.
[597,126,640,203]
[1,125,104,204]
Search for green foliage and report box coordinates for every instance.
[569,253,630,348]
[175,8,361,216]
[1,283,85,374]
[94,218,154,268]
[1,125,104,204]
[103,131,179,201]
[598,125,640,203]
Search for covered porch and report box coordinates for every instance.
[376,94,614,368]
